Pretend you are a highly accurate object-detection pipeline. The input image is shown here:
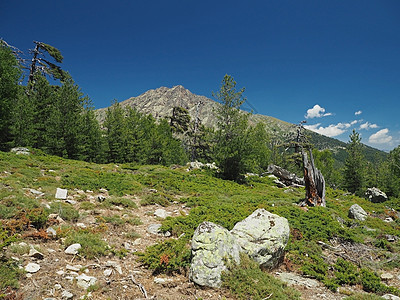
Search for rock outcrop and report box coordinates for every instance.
[230,209,290,269]
[365,187,388,203]
[190,209,290,287]
[348,204,368,221]
[189,222,240,288]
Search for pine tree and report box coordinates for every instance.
[343,129,366,196]
[212,74,254,181]
[104,101,129,163]
[0,41,22,150]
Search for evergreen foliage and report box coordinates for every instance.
[344,130,367,196]
[212,74,270,181]
[0,43,21,151]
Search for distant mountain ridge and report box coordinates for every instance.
[95,85,387,164]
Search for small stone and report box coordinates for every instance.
[384,217,394,223]
[106,261,122,274]
[65,243,81,255]
[66,264,82,272]
[65,199,76,205]
[76,274,97,289]
[97,195,106,202]
[55,188,68,199]
[154,277,169,284]
[154,208,169,219]
[46,227,57,238]
[25,262,40,273]
[61,290,74,299]
[76,223,87,228]
[29,188,44,197]
[103,269,113,276]
[381,273,394,281]
[56,270,64,276]
[147,224,162,235]
[382,294,400,300]
[28,248,44,259]
[99,188,108,193]
[54,283,62,290]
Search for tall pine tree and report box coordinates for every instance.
[343,129,366,196]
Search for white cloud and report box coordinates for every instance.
[355,110,362,115]
[305,123,344,137]
[305,104,332,119]
[360,122,378,130]
[304,121,359,137]
[368,129,392,144]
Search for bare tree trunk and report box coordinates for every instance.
[301,149,326,207]
[28,43,40,86]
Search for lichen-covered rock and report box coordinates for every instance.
[365,187,387,203]
[348,204,368,221]
[189,221,240,288]
[230,208,289,269]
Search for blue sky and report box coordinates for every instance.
[1,0,399,151]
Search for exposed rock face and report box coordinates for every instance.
[230,209,289,269]
[366,187,388,203]
[189,222,240,288]
[348,204,368,221]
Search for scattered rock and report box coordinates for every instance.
[189,221,240,288]
[25,262,40,273]
[103,269,113,277]
[97,195,106,202]
[61,290,74,299]
[66,264,82,272]
[381,273,394,281]
[147,223,162,235]
[46,227,57,238]
[65,243,81,255]
[65,199,76,205]
[29,188,45,197]
[76,274,97,289]
[11,147,30,155]
[385,234,399,242]
[154,208,170,219]
[276,272,320,288]
[384,217,394,223]
[154,277,174,285]
[382,294,400,300]
[348,204,368,221]
[365,187,387,203]
[55,188,68,200]
[186,161,218,171]
[28,247,44,259]
[99,188,108,193]
[230,208,290,269]
[106,260,122,274]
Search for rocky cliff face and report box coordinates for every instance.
[95,85,294,134]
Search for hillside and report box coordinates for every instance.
[95,85,387,165]
[1,150,400,299]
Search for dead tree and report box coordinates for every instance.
[296,121,326,207]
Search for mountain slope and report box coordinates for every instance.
[95,85,387,164]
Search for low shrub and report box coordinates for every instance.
[137,238,191,274]
[64,229,109,259]
[222,254,301,300]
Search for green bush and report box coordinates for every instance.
[0,257,23,293]
[64,229,109,259]
[222,254,300,300]
[48,202,79,221]
[137,238,191,274]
